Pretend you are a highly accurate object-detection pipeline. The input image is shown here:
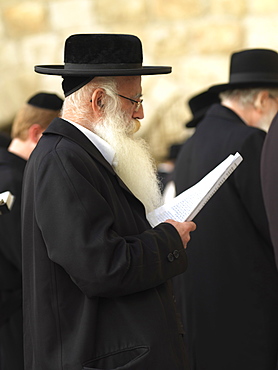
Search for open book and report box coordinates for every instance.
[147,152,243,227]
[0,191,15,215]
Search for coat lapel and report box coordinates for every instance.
[43,118,135,196]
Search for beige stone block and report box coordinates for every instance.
[3,3,46,37]
[152,0,205,19]
[96,0,147,22]
[0,11,4,37]
[145,23,190,58]
[49,0,95,29]
[210,0,247,16]
[0,69,63,128]
[190,21,243,53]
[0,72,23,126]
[0,40,18,68]
[33,73,64,98]
[248,0,278,13]
[20,34,63,68]
[244,17,278,48]
[171,55,229,94]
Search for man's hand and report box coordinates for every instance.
[165,220,196,248]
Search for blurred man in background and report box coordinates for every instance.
[0,92,63,370]
[173,48,278,370]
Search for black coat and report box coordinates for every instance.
[0,148,26,279]
[261,112,278,269]
[173,104,278,370]
[0,148,25,370]
[22,118,189,370]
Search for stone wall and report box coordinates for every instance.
[1,0,278,161]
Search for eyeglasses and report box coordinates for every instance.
[117,94,143,112]
[269,94,278,101]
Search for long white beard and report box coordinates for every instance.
[92,112,163,214]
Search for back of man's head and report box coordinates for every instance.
[208,48,278,129]
[220,87,278,130]
[11,92,63,140]
[219,88,278,106]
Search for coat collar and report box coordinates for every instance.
[43,117,136,196]
[43,117,116,174]
[206,103,246,125]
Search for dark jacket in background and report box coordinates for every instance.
[261,112,278,269]
[0,148,25,370]
[22,118,189,370]
[173,103,278,370]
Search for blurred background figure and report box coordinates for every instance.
[0,92,63,370]
[261,112,278,269]
[172,49,278,370]
[0,133,11,149]
[158,143,182,192]
[162,89,220,203]
[185,89,221,129]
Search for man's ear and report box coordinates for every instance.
[28,124,44,144]
[90,88,105,116]
[253,90,269,111]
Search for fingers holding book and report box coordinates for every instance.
[165,220,196,248]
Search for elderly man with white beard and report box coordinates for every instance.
[21,34,196,370]
[62,75,162,215]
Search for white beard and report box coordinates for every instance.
[92,111,163,214]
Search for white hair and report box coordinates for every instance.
[62,77,121,128]
[220,87,278,107]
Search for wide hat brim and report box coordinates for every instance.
[185,114,203,128]
[208,49,278,93]
[34,64,171,76]
[35,33,171,76]
[209,80,278,93]
[185,89,221,127]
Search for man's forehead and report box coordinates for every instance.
[115,76,142,92]
[115,75,141,84]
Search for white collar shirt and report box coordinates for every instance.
[67,119,117,167]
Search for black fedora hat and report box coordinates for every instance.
[35,34,172,77]
[185,89,220,128]
[209,48,278,93]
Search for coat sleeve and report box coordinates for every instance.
[34,145,187,298]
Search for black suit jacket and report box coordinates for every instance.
[22,118,189,370]
[0,148,26,369]
[173,104,278,370]
[0,148,26,284]
[261,113,278,268]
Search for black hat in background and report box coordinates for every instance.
[27,92,64,110]
[185,90,220,128]
[209,48,278,93]
[34,34,172,96]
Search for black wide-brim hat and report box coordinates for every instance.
[209,49,278,93]
[185,89,220,128]
[35,34,172,77]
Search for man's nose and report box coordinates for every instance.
[133,104,144,120]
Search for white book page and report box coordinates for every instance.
[147,152,243,227]
[0,191,15,214]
